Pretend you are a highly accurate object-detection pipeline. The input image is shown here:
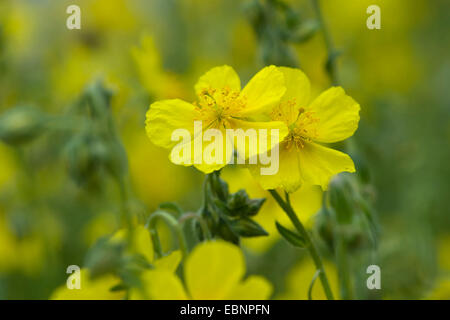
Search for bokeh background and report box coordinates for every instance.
[0,0,449,299]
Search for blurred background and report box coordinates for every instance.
[0,0,448,299]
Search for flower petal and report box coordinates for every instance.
[298,142,355,190]
[153,250,182,273]
[226,276,273,300]
[185,241,244,299]
[239,65,286,117]
[306,87,360,143]
[130,269,188,300]
[278,67,310,105]
[227,118,288,163]
[51,269,123,300]
[195,65,241,97]
[145,99,199,149]
[111,225,154,264]
[248,142,303,193]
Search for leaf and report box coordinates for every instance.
[275,221,306,247]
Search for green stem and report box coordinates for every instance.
[335,227,353,299]
[146,210,188,259]
[311,0,339,85]
[269,190,335,300]
[179,213,212,241]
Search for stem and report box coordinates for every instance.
[311,0,339,85]
[335,227,353,299]
[179,213,212,241]
[269,190,335,300]
[146,210,188,259]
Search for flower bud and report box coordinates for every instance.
[328,174,355,224]
[0,106,47,145]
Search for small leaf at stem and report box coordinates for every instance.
[275,221,306,247]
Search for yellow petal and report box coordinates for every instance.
[185,241,244,299]
[227,118,288,162]
[153,250,182,273]
[239,65,286,116]
[50,269,123,300]
[111,225,154,264]
[192,126,233,174]
[278,67,310,106]
[130,269,188,300]
[306,87,360,143]
[145,99,198,148]
[226,276,273,300]
[248,142,303,193]
[298,142,355,190]
[195,65,241,97]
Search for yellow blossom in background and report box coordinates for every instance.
[250,67,360,192]
[437,235,450,271]
[50,269,124,300]
[51,225,182,300]
[0,214,46,276]
[131,35,187,99]
[145,65,289,173]
[0,143,17,190]
[426,279,450,300]
[278,259,339,300]
[131,241,272,300]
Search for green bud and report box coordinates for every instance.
[328,174,355,224]
[216,218,240,245]
[230,217,268,237]
[227,189,265,217]
[0,106,47,145]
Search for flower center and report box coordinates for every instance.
[194,86,246,129]
[270,99,320,149]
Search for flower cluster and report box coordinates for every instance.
[146,65,360,192]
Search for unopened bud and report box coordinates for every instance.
[0,106,47,145]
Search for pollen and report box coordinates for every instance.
[194,86,246,128]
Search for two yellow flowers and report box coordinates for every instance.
[146,65,360,192]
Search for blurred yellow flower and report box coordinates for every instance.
[132,35,187,99]
[278,259,339,300]
[50,269,124,300]
[51,225,181,300]
[426,278,450,300]
[131,240,272,300]
[250,67,360,192]
[0,214,46,276]
[145,65,289,173]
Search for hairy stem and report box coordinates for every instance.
[269,190,335,300]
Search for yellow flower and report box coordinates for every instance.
[110,225,182,271]
[131,35,187,99]
[250,67,360,192]
[50,225,182,300]
[426,278,450,300]
[130,241,272,300]
[278,259,339,300]
[145,65,289,173]
[50,269,124,300]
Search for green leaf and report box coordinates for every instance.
[275,221,306,247]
